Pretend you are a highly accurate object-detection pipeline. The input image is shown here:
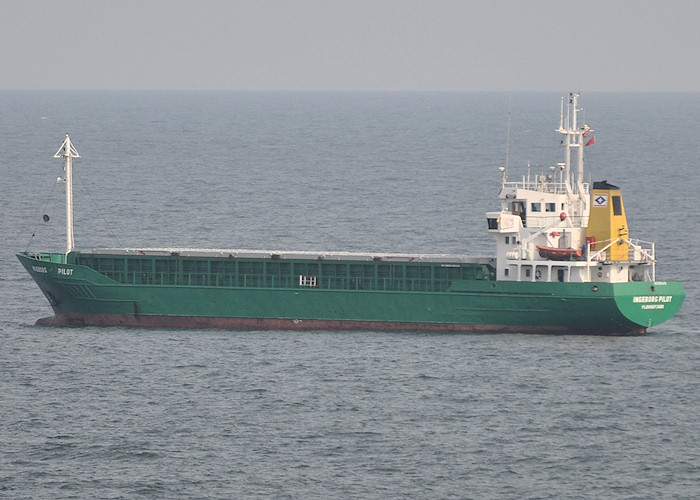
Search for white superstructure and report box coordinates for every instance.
[486,93,655,284]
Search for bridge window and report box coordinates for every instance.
[511,202,526,227]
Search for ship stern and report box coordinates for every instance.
[614,281,685,330]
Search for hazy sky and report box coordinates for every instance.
[3,0,699,91]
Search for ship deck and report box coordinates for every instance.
[91,247,495,264]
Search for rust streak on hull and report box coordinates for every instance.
[35,312,647,336]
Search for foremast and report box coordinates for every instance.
[54,134,81,255]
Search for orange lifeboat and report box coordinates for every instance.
[536,245,583,261]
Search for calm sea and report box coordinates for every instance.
[1,91,698,499]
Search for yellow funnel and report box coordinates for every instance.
[588,181,629,260]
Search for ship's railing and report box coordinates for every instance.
[587,237,655,263]
[524,214,589,230]
[625,238,655,262]
[101,271,473,292]
[22,252,67,264]
[503,179,589,195]
[587,237,656,281]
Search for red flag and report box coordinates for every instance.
[583,130,595,146]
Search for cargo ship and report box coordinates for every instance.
[17,94,684,334]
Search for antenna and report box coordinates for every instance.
[54,134,81,254]
[559,96,564,131]
[504,93,512,180]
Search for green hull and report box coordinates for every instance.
[17,251,685,335]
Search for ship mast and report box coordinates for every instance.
[557,92,587,193]
[54,134,81,254]
[556,92,591,221]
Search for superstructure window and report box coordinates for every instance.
[546,203,556,212]
[512,202,526,227]
[531,203,541,212]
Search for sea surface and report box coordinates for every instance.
[1,91,698,499]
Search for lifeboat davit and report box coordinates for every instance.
[536,245,583,261]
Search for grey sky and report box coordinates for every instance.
[3,0,699,91]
